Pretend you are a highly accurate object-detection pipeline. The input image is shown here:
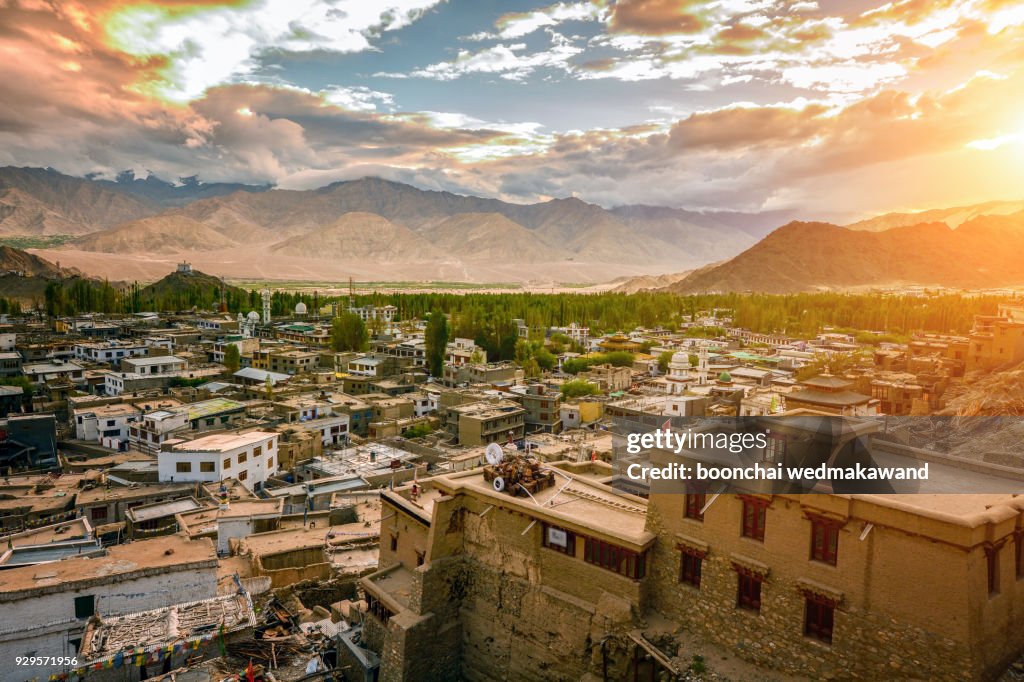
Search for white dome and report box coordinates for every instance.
[669,351,689,368]
[247,311,260,321]
[295,302,308,314]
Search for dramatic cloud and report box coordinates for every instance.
[0,0,1023,217]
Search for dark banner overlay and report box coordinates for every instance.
[610,416,1024,495]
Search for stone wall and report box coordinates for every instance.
[643,500,977,681]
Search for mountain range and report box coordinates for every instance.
[0,166,766,283]
[3,166,1023,292]
[659,214,1024,294]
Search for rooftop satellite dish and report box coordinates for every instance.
[485,443,504,466]
[492,476,506,492]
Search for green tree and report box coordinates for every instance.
[657,351,673,374]
[425,309,449,378]
[560,379,601,399]
[331,312,369,352]
[223,344,241,374]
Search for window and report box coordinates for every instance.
[176,461,191,473]
[684,493,706,521]
[90,507,108,521]
[205,418,214,426]
[987,545,1000,596]
[541,523,575,555]
[583,537,646,579]
[267,457,274,469]
[741,497,767,541]
[223,457,231,469]
[238,470,248,481]
[390,534,398,552]
[200,461,215,473]
[679,548,703,588]
[416,550,425,566]
[74,595,95,619]
[804,597,834,644]
[810,519,840,565]
[238,452,248,464]
[736,573,762,611]
[253,446,262,458]
[764,434,786,463]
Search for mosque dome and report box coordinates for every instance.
[295,301,308,315]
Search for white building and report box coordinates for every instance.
[73,341,149,366]
[348,304,396,324]
[73,403,142,448]
[0,536,216,682]
[121,355,188,375]
[447,337,486,366]
[0,332,16,352]
[159,431,280,492]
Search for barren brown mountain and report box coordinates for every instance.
[846,200,1024,231]
[0,167,156,235]
[271,212,448,263]
[665,214,1024,294]
[73,215,239,254]
[420,213,552,261]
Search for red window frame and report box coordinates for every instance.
[736,572,762,611]
[684,493,706,521]
[810,518,840,565]
[741,497,767,541]
[679,550,702,588]
[583,537,646,580]
[804,597,834,644]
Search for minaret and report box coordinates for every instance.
[261,288,271,325]
[697,346,709,386]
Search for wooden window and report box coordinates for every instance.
[679,549,702,588]
[238,470,248,481]
[804,597,834,644]
[810,518,840,565]
[390,534,398,552]
[583,537,646,579]
[238,451,248,464]
[684,493,705,521]
[175,461,191,473]
[741,497,767,541]
[223,457,231,469]
[267,457,274,469]
[986,545,1000,596]
[736,573,762,611]
[200,461,215,473]
[542,523,575,556]
[253,446,262,458]
[89,507,107,521]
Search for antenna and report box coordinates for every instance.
[485,443,504,466]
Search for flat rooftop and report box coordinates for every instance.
[0,535,216,596]
[173,430,275,453]
[432,464,654,550]
[127,496,206,522]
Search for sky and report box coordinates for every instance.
[0,0,1023,218]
